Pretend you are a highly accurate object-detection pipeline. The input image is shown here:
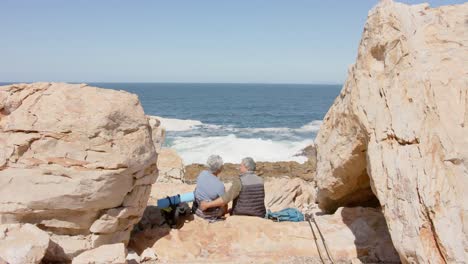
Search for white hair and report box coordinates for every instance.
[241,157,256,171]
[207,155,224,173]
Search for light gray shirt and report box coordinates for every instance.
[194,170,225,202]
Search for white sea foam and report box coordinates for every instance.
[152,116,203,131]
[296,120,323,132]
[170,134,314,164]
[153,116,322,134]
[152,116,321,164]
[244,120,322,134]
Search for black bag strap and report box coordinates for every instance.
[165,196,174,208]
[165,194,181,210]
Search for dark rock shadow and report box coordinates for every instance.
[340,207,401,263]
[42,239,71,263]
[128,205,195,255]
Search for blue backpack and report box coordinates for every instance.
[266,208,304,222]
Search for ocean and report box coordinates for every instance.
[1,82,342,164]
[92,83,342,164]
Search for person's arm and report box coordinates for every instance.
[200,178,241,211]
[222,204,228,216]
[200,196,225,211]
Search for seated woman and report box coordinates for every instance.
[194,155,227,221]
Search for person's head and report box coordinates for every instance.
[240,157,256,173]
[207,155,224,175]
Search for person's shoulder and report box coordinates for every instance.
[200,170,213,177]
[196,170,209,182]
[253,173,264,183]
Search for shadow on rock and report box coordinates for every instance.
[340,207,400,263]
[128,205,195,255]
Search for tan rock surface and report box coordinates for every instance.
[129,207,398,263]
[147,116,165,153]
[156,148,185,183]
[0,82,160,260]
[140,248,158,263]
[264,177,316,212]
[0,224,50,264]
[315,1,468,262]
[72,243,127,264]
[126,250,140,264]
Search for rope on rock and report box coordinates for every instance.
[306,213,335,264]
[307,215,326,264]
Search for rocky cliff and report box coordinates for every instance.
[0,83,160,262]
[315,1,467,262]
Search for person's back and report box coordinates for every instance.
[231,171,266,217]
[194,155,226,220]
[195,170,225,202]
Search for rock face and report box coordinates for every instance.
[0,224,50,264]
[156,148,185,183]
[147,116,165,153]
[130,207,399,263]
[264,177,316,212]
[315,1,468,263]
[0,83,159,260]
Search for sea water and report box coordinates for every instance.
[93,83,342,164]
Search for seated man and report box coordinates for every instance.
[200,157,266,218]
[194,155,227,221]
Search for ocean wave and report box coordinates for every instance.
[243,120,322,134]
[296,120,323,132]
[170,134,314,164]
[152,116,203,131]
[153,115,322,134]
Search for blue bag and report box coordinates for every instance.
[266,208,304,222]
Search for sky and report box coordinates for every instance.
[0,0,464,84]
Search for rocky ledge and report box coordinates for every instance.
[131,180,399,263]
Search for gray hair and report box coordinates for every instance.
[241,157,256,171]
[207,155,224,173]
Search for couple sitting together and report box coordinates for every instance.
[194,155,266,221]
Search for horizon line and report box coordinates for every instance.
[0,81,343,86]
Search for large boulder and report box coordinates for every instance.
[0,83,159,260]
[315,1,467,262]
[0,224,50,264]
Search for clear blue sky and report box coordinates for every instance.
[0,0,464,84]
